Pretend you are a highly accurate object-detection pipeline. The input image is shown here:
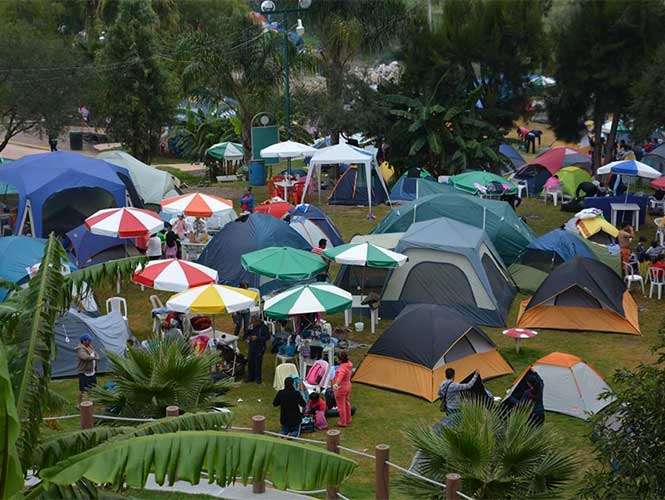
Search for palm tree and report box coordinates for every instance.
[91,335,232,419]
[170,108,239,162]
[0,236,357,498]
[398,401,577,499]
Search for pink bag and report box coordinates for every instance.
[314,410,328,430]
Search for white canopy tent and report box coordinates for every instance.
[303,143,391,217]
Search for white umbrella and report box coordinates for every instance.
[260,140,316,159]
[263,283,352,319]
[597,159,660,179]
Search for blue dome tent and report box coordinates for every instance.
[0,152,141,237]
[389,167,440,202]
[499,143,526,170]
[286,204,344,247]
[0,236,46,301]
[197,213,311,292]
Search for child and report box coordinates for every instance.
[305,392,327,430]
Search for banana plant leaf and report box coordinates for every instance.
[0,344,22,499]
[40,431,357,492]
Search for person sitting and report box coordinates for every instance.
[652,254,665,271]
[305,392,328,430]
[646,240,664,263]
[191,216,208,242]
[273,376,307,437]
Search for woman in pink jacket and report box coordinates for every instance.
[332,351,353,427]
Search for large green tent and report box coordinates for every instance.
[555,166,592,197]
[372,193,535,265]
[450,171,517,196]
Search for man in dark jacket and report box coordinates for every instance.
[273,377,306,436]
[523,369,545,426]
[244,316,270,384]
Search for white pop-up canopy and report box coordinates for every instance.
[303,143,390,216]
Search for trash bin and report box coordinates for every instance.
[248,159,266,186]
[69,132,83,151]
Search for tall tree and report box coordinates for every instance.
[630,43,665,142]
[581,325,665,498]
[437,0,549,127]
[547,0,665,169]
[0,21,83,152]
[96,0,177,162]
[178,1,282,164]
[304,0,412,143]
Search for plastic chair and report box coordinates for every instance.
[648,267,665,299]
[273,363,299,391]
[105,297,128,320]
[517,180,528,199]
[623,262,645,295]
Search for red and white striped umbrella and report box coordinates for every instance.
[132,259,218,292]
[160,193,234,218]
[84,208,164,238]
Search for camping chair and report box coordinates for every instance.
[623,262,645,295]
[648,267,665,299]
[150,295,167,334]
[273,363,299,391]
[105,297,128,320]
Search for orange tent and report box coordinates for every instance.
[516,257,640,335]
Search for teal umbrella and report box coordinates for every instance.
[450,171,517,196]
[206,142,243,161]
[241,247,326,281]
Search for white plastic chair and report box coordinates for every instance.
[273,363,299,391]
[105,297,128,320]
[655,217,665,246]
[517,180,528,199]
[623,262,644,295]
[648,267,665,299]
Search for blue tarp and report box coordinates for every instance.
[0,152,132,237]
[197,213,311,292]
[582,195,648,227]
[287,204,344,247]
[528,229,595,260]
[0,236,46,301]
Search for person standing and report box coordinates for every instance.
[244,316,269,384]
[232,282,251,337]
[172,214,190,240]
[240,187,255,213]
[146,234,162,260]
[332,351,353,427]
[522,369,545,426]
[48,133,58,152]
[76,334,99,407]
[618,224,635,267]
[273,377,306,437]
[311,239,329,281]
[438,368,479,415]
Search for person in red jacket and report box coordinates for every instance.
[332,351,353,427]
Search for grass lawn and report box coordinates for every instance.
[46,184,663,499]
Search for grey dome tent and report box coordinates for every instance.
[379,217,516,326]
[52,309,130,378]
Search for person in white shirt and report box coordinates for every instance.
[146,235,163,260]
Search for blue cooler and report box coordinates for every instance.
[248,159,266,186]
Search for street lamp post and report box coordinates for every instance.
[260,0,311,140]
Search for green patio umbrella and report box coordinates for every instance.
[263,283,352,319]
[241,246,327,281]
[450,171,517,196]
[205,142,244,161]
[323,242,407,268]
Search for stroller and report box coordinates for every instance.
[215,343,246,380]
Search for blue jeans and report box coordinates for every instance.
[282,424,301,437]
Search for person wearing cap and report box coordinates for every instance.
[75,334,99,406]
